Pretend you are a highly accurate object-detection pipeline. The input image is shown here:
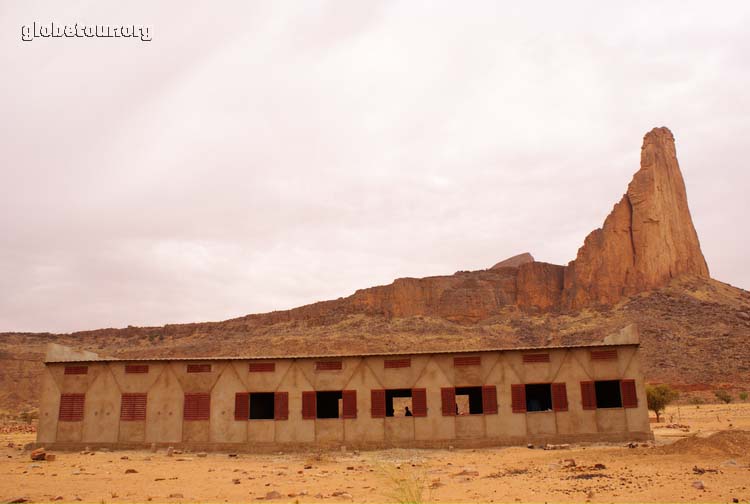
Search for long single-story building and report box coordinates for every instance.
[35,326,652,451]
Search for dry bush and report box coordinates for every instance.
[377,463,430,504]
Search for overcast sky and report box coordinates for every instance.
[1,1,748,333]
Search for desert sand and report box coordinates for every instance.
[2,403,749,503]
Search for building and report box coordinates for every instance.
[35,326,652,450]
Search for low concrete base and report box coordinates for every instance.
[32,430,653,453]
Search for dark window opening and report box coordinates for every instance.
[455,386,483,415]
[595,380,622,408]
[249,392,275,419]
[385,389,413,417]
[316,391,343,419]
[525,384,552,412]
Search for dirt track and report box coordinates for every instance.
[2,403,749,503]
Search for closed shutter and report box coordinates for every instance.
[120,393,147,421]
[441,387,456,416]
[64,365,88,375]
[482,385,498,414]
[59,393,85,421]
[384,358,411,369]
[125,364,149,374]
[342,390,357,419]
[371,389,386,418]
[580,381,597,410]
[274,392,289,420]
[511,384,526,413]
[187,364,211,373]
[551,383,568,412]
[621,379,638,408]
[522,353,550,363]
[184,393,210,420]
[316,361,342,371]
[234,392,248,420]
[249,362,275,373]
[411,388,427,417]
[454,356,481,367]
[302,391,316,420]
[590,349,618,361]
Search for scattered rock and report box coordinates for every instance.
[197,452,207,458]
[561,459,576,468]
[304,465,312,470]
[45,454,56,462]
[167,493,184,499]
[125,468,138,474]
[6,498,28,503]
[346,466,354,470]
[120,456,129,460]
[228,453,238,458]
[264,491,282,500]
[737,311,750,321]
[692,480,705,490]
[30,448,46,461]
[53,496,63,501]
[526,443,534,449]
[232,478,241,484]
[544,443,570,450]
[593,463,606,470]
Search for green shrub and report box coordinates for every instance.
[739,391,748,401]
[646,384,679,423]
[714,390,732,404]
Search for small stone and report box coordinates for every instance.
[593,463,606,470]
[125,468,138,474]
[120,456,129,460]
[45,454,56,462]
[7,498,28,503]
[228,453,238,458]
[233,478,241,484]
[265,491,282,500]
[562,459,576,468]
[168,493,184,499]
[30,448,46,461]
[197,452,207,458]
[527,443,534,449]
[53,496,63,501]
[346,466,354,470]
[304,465,312,470]
[732,499,739,503]
[692,480,705,490]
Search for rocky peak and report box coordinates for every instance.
[491,252,535,269]
[562,127,709,308]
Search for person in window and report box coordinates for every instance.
[404,406,413,417]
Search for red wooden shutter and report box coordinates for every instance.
[316,361,342,371]
[302,391,316,419]
[249,362,276,372]
[551,383,568,412]
[511,384,526,413]
[125,364,149,374]
[454,356,481,367]
[371,389,386,418]
[274,392,289,420]
[59,393,85,421]
[482,385,498,414]
[187,364,211,373]
[580,381,597,410]
[411,388,427,417]
[590,349,618,361]
[64,365,88,375]
[234,392,248,420]
[522,353,550,363]
[441,387,456,416]
[342,390,357,419]
[120,393,147,421]
[621,379,638,408]
[384,358,411,369]
[184,393,210,420]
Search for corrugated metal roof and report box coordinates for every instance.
[45,340,638,363]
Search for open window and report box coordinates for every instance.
[455,386,483,415]
[581,379,637,409]
[386,389,412,417]
[372,389,426,417]
[595,380,622,408]
[234,392,288,420]
[302,390,357,419]
[250,392,275,419]
[525,384,553,412]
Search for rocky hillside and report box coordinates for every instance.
[1,127,746,413]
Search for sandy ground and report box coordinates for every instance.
[2,403,750,503]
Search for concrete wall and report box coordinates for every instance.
[36,345,652,450]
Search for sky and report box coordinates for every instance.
[1,1,749,333]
